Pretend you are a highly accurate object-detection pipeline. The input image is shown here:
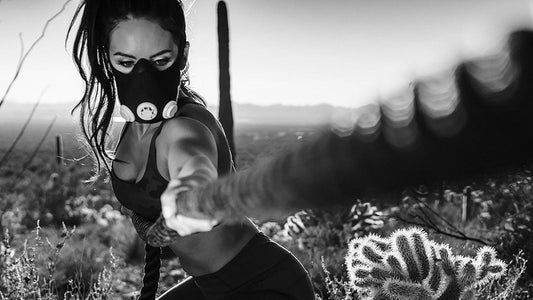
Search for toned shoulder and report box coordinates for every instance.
[161,116,213,142]
[175,103,227,137]
[179,103,218,125]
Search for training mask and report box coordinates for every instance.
[112,58,180,123]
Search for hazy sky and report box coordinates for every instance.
[0,0,531,108]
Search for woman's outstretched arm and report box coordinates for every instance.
[159,117,220,235]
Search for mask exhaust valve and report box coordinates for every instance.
[137,102,158,121]
[119,105,135,122]
[162,101,178,119]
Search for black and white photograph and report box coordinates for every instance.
[0,0,533,299]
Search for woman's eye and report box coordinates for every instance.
[119,61,135,68]
[153,58,170,66]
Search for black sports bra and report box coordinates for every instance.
[111,120,167,221]
[110,98,235,222]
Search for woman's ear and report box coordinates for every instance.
[180,41,190,70]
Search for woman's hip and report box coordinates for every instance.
[193,232,315,300]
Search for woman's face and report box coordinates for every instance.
[108,17,184,74]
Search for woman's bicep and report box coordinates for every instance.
[165,118,218,181]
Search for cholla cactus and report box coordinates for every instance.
[345,227,507,300]
[348,201,385,232]
[284,200,384,238]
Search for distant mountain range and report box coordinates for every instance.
[0,102,353,126]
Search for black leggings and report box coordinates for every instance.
[157,232,315,300]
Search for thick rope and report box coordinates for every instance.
[138,244,161,300]
[138,30,533,243]
[125,208,164,299]
[167,30,533,223]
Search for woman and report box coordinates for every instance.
[68,0,315,299]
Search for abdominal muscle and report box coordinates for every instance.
[168,218,259,276]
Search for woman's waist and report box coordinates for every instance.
[111,175,165,222]
[169,219,259,276]
[192,229,298,292]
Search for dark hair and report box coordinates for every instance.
[67,0,205,180]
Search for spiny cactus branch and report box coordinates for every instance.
[345,227,507,300]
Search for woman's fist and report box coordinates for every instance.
[160,176,218,236]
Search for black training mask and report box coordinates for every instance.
[112,58,180,123]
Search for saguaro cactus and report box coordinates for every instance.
[217,1,236,163]
[55,135,63,166]
[345,227,507,300]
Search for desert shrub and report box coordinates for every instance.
[0,204,26,238]
[0,222,118,299]
[477,251,532,300]
[477,172,533,280]
[55,233,117,298]
[0,153,116,232]
[157,258,188,297]
[317,257,356,300]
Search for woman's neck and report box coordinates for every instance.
[131,121,163,141]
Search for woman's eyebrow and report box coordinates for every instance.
[150,49,172,58]
[113,52,136,59]
[112,50,172,59]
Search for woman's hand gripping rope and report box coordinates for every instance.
[120,172,219,247]
[160,174,219,236]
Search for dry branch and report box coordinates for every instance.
[0,88,47,168]
[0,0,73,108]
